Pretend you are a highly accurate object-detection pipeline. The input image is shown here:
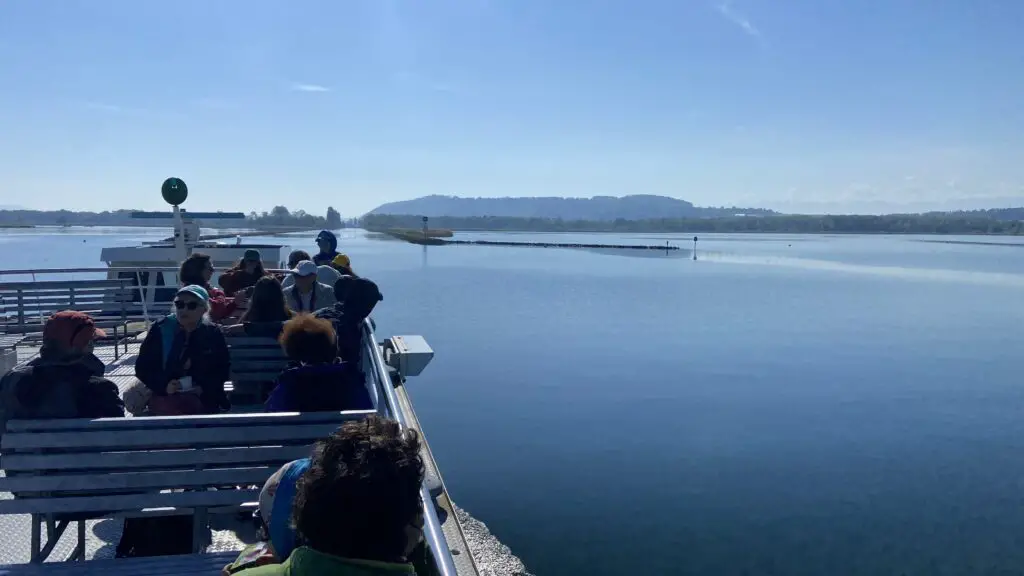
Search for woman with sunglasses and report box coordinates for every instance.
[134,285,231,414]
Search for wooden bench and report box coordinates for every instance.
[0,410,376,565]
[0,280,139,359]
[226,336,289,405]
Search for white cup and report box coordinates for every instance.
[178,376,193,392]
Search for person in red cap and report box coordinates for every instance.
[0,311,124,436]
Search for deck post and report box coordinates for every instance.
[29,513,41,563]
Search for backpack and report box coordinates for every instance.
[115,515,208,558]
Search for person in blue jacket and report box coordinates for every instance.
[312,231,340,266]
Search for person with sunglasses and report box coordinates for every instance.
[0,311,124,439]
[134,285,231,414]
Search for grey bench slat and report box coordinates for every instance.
[228,360,287,371]
[224,337,282,347]
[229,348,287,359]
[2,444,312,472]
[230,368,280,379]
[0,551,239,575]
[0,486,260,515]
[5,410,370,432]
[0,465,275,493]
[2,422,344,451]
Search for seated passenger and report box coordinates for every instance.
[135,285,231,414]
[281,260,336,314]
[179,252,244,322]
[275,250,310,284]
[0,311,123,435]
[314,277,383,363]
[330,253,358,278]
[233,416,426,576]
[221,276,295,339]
[280,262,342,291]
[312,230,340,266]
[223,458,309,574]
[219,249,271,297]
[265,315,370,413]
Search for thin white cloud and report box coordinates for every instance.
[84,102,123,112]
[714,1,761,38]
[430,82,458,93]
[289,83,332,93]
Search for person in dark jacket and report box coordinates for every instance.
[312,230,340,266]
[313,276,383,363]
[135,285,231,413]
[265,315,371,413]
[0,311,123,436]
[218,249,271,297]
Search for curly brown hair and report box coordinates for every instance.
[278,314,336,364]
[293,416,425,562]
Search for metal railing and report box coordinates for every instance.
[0,266,298,326]
[361,319,459,576]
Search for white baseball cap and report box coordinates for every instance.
[290,260,317,277]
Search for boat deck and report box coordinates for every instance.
[0,343,529,575]
[0,341,264,565]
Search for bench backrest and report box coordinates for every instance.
[0,410,375,516]
[0,279,133,327]
[227,336,289,385]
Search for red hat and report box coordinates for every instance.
[43,311,106,350]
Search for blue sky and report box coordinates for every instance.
[1,0,1022,216]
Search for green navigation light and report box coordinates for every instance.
[161,177,188,206]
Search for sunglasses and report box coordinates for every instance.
[174,300,200,311]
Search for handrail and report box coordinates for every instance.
[361,319,458,576]
[0,266,295,277]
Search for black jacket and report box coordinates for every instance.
[313,277,383,363]
[135,316,231,412]
[0,353,123,437]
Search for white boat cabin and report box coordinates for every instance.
[99,208,292,308]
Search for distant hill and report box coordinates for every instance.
[367,195,777,220]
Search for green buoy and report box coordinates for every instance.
[161,177,188,206]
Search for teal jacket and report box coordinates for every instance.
[233,547,416,576]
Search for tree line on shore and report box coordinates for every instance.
[0,206,351,229]
[361,213,1024,235]
[3,205,1023,235]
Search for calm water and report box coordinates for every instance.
[4,228,1024,575]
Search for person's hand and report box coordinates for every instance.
[166,379,181,394]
